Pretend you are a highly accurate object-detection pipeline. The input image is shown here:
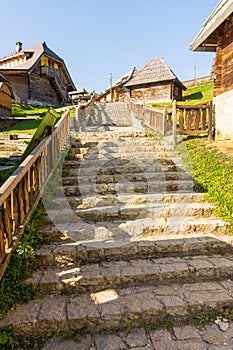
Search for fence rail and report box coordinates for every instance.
[75,95,95,130]
[0,109,70,280]
[182,75,213,87]
[129,100,172,134]
[129,99,214,144]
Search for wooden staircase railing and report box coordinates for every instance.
[0,109,70,280]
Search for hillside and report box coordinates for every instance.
[147,82,214,109]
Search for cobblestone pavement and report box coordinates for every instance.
[43,323,233,350]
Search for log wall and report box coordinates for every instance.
[215,13,233,96]
[29,73,60,106]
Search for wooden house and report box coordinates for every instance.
[190,0,233,141]
[124,58,186,102]
[0,42,76,106]
[68,88,91,104]
[0,73,14,118]
[96,68,137,103]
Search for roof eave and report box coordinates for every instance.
[190,2,233,52]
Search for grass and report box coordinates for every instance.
[1,118,44,134]
[147,82,214,109]
[182,82,214,103]
[12,104,50,117]
[176,136,233,232]
[1,104,63,134]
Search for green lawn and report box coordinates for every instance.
[1,104,65,134]
[2,118,43,134]
[12,104,50,117]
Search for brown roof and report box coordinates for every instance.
[190,0,233,52]
[0,42,76,89]
[124,58,184,88]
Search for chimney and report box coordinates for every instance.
[16,42,22,53]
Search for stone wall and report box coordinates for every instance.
[214,89,233,141]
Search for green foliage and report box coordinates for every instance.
[178,137,233,232]
[194,313,211,325]
[0,203,49,319]
[0,330,54,350]
[164,319,174,329]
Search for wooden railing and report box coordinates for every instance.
[0,109,70,280]
[175,101,213,136]
[75,95,95,130]
[182,75,213,87]
[129,100,172,134]
[129,99,214,144]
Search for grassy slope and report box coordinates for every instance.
[177,137,233,232]
[182,82,214,103]
[147,82,214,109]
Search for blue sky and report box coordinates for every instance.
[1,0,219,93]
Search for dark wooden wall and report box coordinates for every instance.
[6,74,28,103]
[29,73,60,106]
[215,13,233,96]
[0,83,12,117]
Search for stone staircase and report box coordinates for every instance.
[0,103,233,344]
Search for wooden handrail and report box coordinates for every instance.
[0,109,70,280]
[75,95,95,130]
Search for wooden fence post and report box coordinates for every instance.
[162,106,167,135]
[172,100,177,145]
[208,100,213,140]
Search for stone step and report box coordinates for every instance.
[47,202,216,224]
[62,171,192,186]
[77,130,147,141]
[42,216,227,238]
[35,236,232,267]
[118,216,228,238]
[70,152,183,162]
[74,202,216,221]
[63,162,185,176]
[26,254,233,296]
[71,139,164,150]
[1,280,233,336]
[63,157,187,172]
[62,180,194,196]
[70,145,176,156]
[50,192,205,210]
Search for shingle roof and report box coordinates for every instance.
[112,67,137,88]
[124,58,180,87]
[0,42,64,71]
[190,0,233,52]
